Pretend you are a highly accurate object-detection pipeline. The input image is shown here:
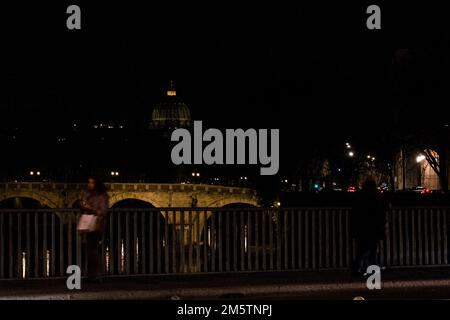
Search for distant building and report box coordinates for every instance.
[149,81,191,130]
[394,150,440,190]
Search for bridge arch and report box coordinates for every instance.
[205,196,258,208]
[108,192,164,208]
[0,192,59,209]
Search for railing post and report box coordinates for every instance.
[297,209,303,270]
[17,212,22,278]
[0,213,4,279]
[163,210,169,274]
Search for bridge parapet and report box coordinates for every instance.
[0,182,259,208]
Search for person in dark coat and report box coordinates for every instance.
[78,177,109,282]
[350,179,388,276]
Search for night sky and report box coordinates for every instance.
[2,1,450,184]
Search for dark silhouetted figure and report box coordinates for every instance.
[350,179,387,276]
[78,177,109,282]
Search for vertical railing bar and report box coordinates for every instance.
[247,210,252,271]
[338,209,343,268]
[332,209,336,269]
[51,213,55,277]
[430,209,435,265]
[0,213,4,278]
[261,210,266,271]
[424,208,429,265]
[196,211,200,272]
[386,210,391,266]
[392,208,398,266]
[133,211,138,275]
[164,210,169,274]
[345,210,350,268]
[443,208,448,265]
[43,212,47,277]
[398,208,404,266]
[117,211,122,274]
[305,209,310,269]
[217,211,223,272]
[101,224,106,278]
[411,209,416,266]
[76,212,81,276]
[379,209,386,267]
[437,208,442,265]
[268,209,273,270]
[233,210,238,272]
[140,211,145,274]
[155,211,161,274]
[188,210,193,273]
[291,210,295,269]
[283,209,288,270]
[210,212,216,272]
[203,210,208,273]
[59,214,64,277]
[9,213,13,278]
[325,209,330,269]
[25,213,30,278]
[18,212,22,279]
[240,211,245,271]
[109,211,115,275]
[255,210,259,271]
[276,209,282,270]
[225,210,230,272]
[312,209,317,270]
[67,214,73,273]
[34,213,39,277]
[404,209,410,266]
[180,210,185,273]
[171,210,176,274]
[125,212,130,274]
[149,211,154,274]
[298,209,303,269]
[418,208,423,265]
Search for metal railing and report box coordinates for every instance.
[0,207,449,279]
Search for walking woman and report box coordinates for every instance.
[350,179,388,277]
[78,177,109,282]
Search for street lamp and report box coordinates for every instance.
[416,154,426,163]
[348,151,354,157]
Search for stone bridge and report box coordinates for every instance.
[0,182,259,208]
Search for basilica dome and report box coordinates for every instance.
[150,81,191,129]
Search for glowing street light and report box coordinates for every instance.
[416,154,426,163]
[348,151,354,157]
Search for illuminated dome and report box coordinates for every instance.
[150,81,191,129]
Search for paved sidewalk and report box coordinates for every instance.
[1,267,450,300]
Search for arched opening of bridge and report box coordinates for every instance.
[107,199,167,275]
[0,197,66,279]
[200,203,280,272]
[0,197,47,209]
